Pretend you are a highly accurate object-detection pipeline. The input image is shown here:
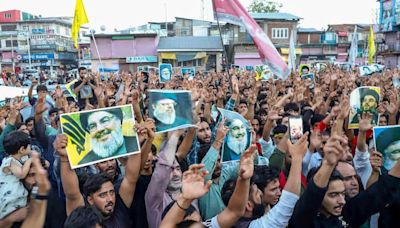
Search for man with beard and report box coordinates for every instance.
[350,88,380,125]
[376,125,400,172]
[151,96,189,132]
[95,159,123,192]
[73,67,97,108]
[186,118,213,165]
[289,135,400,228]
[223,118,249,161]
[197,121,269,220]
[56,133,142,228]
[220,133,309,227]
[78,108,139,165]
[145,130,199,228]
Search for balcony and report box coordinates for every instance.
[387,43,400,52]
[0,31,19,37]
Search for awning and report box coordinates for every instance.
[280,48,302,55]
[176,53,196,62]
[194,52,207,59]
[160,52,176,59]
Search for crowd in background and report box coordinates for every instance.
[0,64,400,228]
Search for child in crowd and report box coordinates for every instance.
[0,131,33,219]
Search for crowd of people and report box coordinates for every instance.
[0,64,399,228]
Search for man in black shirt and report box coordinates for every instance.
[55,134,142,228]
[73,67,97,108]
[289,135,400,228]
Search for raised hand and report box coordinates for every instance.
[94,85,104,98]
[216,118,228,142]
[35,96,48,116]
[144,118,156,139]
[53,134,68,157]
[337,98,350,120]
[239,144,257,180]
[181,164,212,200]
[31,152,51,196]
[249,92,257,105]
[267,106,282,121]
[231,75,239,95]
[287,132,309,160]
[369,150,383,173]
[359,112,373,132]
[136,124,148,144]
[323,135,348,166]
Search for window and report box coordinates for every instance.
[4,13,12,19]
[272,28,289,39]
[23,26,29,31]
[1,25,17,31]
[5,40,18,47]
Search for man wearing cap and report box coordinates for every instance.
[376,127,400,172]
[160,67,172,83]
[78,108,138,165]
[151,94,189,132]
[223,118,250,161]
[350,88,380,125]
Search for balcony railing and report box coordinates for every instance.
[387,43,400,52]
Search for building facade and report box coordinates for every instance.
[157,36,223,72]
[90,33,159,73]
[226,12,301,67]
[0,10,84,73]
[378,0,400,68]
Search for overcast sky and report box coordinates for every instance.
[0,0,380,31]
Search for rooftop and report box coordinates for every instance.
[298,28,323,33]
[249,12,301,21]
[157,36,223,51]
[91,33,158,38]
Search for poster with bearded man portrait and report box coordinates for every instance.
[149,90,194,133]
[348,86,381,129]
[218,108,252,162]
[60,104,140,169]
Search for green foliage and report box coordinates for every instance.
[248,0,282,13]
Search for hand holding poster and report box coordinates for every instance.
[359,64,384,76]
[348,86,381,129]
[60,104,140,169]
[393,75,400,88]
[373,125,400,171]
[255,65,274,81]
[181,67,196,80]
[218,108,251,162]
[149,90,194,133]
[159,64,172,83]
[301,73,315,89]
[299,64,311,76]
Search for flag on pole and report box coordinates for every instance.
[348,25,358,66]
[212,0,290,80]
[288,29,296,73]
[72,0,89,48]
[368,26,376,65]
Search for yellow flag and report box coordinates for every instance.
[368,26,376,65]
[72,0,89,48]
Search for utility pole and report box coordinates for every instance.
[10,35,15,73]
[27,33,32,69]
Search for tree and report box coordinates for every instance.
[248,0,282,13]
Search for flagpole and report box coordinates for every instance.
[90,29,104,73]
[215,12,230,75]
